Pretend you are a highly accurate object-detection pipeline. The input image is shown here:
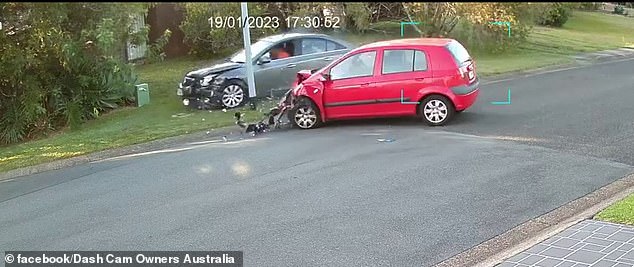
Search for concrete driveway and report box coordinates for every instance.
[1,57,633,266]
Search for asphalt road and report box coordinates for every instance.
[1,57,633,267]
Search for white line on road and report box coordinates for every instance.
[188,139,225,145]
[0,178,15,184]
[92,146,199,163]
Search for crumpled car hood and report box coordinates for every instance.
[186,62,243,78]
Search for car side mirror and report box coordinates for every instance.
[257,54,271,65]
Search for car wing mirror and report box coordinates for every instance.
[257,54,271,65]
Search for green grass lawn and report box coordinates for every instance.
[1,11,633,173]
[476,11,634,75]
[595,194,634,226]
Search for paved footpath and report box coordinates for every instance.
[497,220,634,267]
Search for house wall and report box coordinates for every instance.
[147,3,190,58]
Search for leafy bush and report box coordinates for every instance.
[179,3,276,57]
[577,2,602,11]
[614,5,627,15]
[404,3,534,53]
[537,3,573,27]
[343,3,371,33]
[402,3,459,37]
[0,3,145,144]
[146,29,172,64]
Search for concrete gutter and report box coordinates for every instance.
[434,172,634,267]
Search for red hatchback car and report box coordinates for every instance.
[286,38,480,129]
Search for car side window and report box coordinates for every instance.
[301,38,327,55]
[381,49,428,74]
[414,50,428,71]
[382,49,414,74]
[330,51,377,80]
[267,40,296,61]
[326,40,346,51]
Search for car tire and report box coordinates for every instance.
[419,95,455,126]
[221,80,247,109]
[289,98,321,129]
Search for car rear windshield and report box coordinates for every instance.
[446,41,472,66]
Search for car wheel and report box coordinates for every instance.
[221,80,247,109]
[420,95,455,126]
[290,98,321,129]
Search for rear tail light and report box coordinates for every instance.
[459,62,476,83]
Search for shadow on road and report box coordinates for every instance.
[320,112,484,129]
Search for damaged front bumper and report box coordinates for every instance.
[178,83,223,109]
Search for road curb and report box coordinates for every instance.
[433,172,634,267]
[0,125,243,181]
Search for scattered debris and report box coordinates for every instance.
[206,131,210,134]
[171,113,192,118]
[222,108,227,112]
[234,112,270,136]
[202,118,205,121]
[377,138,395,143]
[222,136,228,142]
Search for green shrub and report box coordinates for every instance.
[146,29,172,64]
[537,3,573,27]
[577,2,602,11]
[614,5,627,15]
[344,3,371,33]
[179,3,276,57]
[0,3,144,144]
[448,3,534,53]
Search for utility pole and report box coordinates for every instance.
[241,2,257,109]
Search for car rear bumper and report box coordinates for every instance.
[453,87,479,111]
[451,78,480,95]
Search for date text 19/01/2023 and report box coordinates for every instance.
[208,16,341,29]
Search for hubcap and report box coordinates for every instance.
[294,107,317,129]
[423,99,448,123]
[222,85,244,108]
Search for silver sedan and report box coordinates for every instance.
[178,32,354,109]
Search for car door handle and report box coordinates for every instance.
[286,64,296,68]
[360,83,370,87]
[415,78,425,81]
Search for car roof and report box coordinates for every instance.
[357,38,455,50]
[259,32,334,43]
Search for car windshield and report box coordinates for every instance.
[229,40,274,63]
